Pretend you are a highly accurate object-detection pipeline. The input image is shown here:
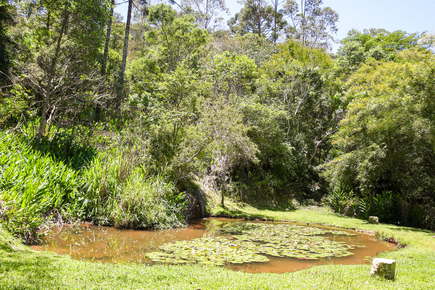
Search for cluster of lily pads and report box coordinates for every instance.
[146,236,268,266]
[145,222,362,266]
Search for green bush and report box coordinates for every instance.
[0,132,79,243]
[324,189,358,216]
[110,172,186,229]
[324,187,435,230]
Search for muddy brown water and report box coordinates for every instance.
[31,218,396,273]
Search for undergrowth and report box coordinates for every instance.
[0,131,187,243]
[324,189,435,231]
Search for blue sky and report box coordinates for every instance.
[115,0,435,52]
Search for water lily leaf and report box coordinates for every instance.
[145,222,358,266]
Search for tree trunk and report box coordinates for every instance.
[301,0,306,45]
[220,156,228,208]
[37,8,69,145]
[46,11,50,29]
[116,0,133,111]
[221,173,225,207]
[96,0,115,121]
[273,0,277,42]
[204,0,209,30]
[101,0,114,77]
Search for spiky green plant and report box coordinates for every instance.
[0,132,79,243]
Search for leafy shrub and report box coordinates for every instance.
[372,191,399,223]
[0,132,79,243]
[325,189,358,216]
[324,187,435,230]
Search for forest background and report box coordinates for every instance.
[1,0,435,244]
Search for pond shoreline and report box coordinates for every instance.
[31,216,396,274]
[2,205,434,289]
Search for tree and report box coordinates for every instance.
[336,29,426,75]
[199,53,259,205]
[210,51,257,98]
[128,3,209,94]
[255,40,339,194]
[269,0,287,42]
[341,28,422,53]
[323,50,435,208]
[228,0,285,41]
[144,63,201,166]
[283,0,338,49]
[202,96,259,207]
[11,0,111,144]
[96,0,116,121]
[211,31,278,66]
[103,12,125,77]
[148,4,209,70]
[179,0,229,31]
[101,0,116,77]
[125,4,210,178]
[117,0,133,110]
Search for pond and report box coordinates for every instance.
[31,218,396,273]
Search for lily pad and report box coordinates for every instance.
[145,223,358,266]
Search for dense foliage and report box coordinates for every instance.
[322,50,435,229]
[1,0,435,242]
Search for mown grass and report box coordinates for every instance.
[1,205,434,289]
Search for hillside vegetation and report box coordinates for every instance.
[0,1,434,243]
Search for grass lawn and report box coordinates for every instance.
[1,205,434,289]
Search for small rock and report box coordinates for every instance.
[369,216,379,224]
[370,258,396,280]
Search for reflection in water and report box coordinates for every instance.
[31,218,396,273]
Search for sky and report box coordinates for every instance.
[115,0,435,52]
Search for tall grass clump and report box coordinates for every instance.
[0,132,80,244]
[80,151,187,229]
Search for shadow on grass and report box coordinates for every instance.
[211,205,265,220]
[27,133,97,171]
[0,243,14,253]
[0,251,64,289]
[232,192,298,212]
